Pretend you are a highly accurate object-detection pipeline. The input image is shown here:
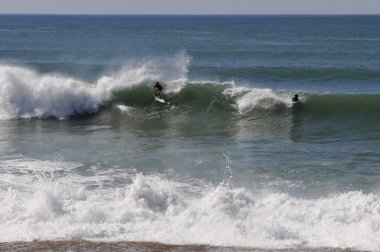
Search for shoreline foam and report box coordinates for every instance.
[0,240,368,252]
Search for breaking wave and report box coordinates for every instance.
[0,157,379,251]
[0,60,294,119]
[0,52,190,119]
[1,55,380,120]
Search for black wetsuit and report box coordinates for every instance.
[154,83,163,96]
[292,95,300,102]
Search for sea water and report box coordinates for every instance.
[0,15,380,251]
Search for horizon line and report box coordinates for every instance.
[1,13,380,16]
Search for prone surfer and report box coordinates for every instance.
[154,82,163,98]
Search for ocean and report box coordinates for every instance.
[0,15,380,251]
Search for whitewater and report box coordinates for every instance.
[1,15,380,251]
[1,163,380,250]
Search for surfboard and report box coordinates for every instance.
[292,100,302,104]
[155,96,165,104]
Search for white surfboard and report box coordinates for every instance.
[155,96,166,104]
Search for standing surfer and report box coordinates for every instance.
[154,82,163,98]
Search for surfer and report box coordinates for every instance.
[292,94,300,102]
[154,82,163,98]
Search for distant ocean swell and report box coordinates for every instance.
[192,65,380,83]
[1,61,380,121]
[0,157,379,251]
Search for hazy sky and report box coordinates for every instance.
[1,0,380,14]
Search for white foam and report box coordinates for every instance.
[224,87,293,114]
[0,52,190,119]
[115,104,133,113]
[0,157,379,251]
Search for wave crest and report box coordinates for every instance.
[0,52,190,119]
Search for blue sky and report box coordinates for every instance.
[1,0,380,14]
